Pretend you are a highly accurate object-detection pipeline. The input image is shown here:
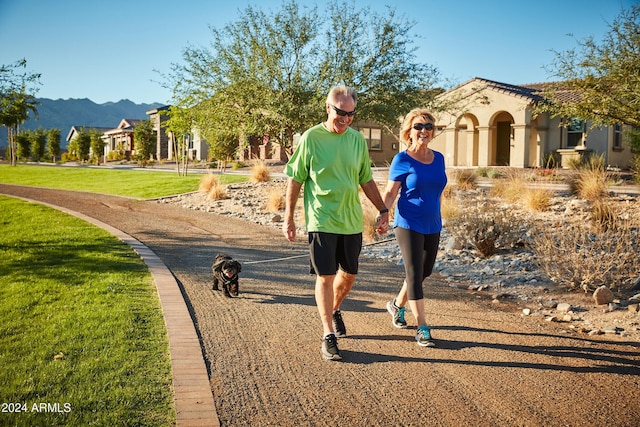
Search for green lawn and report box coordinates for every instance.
[0,164,249,425]
[0,163,247,198]
[0,197,175,426]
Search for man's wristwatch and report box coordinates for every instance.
[379,208,389,214]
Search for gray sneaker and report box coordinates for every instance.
[386,299,407,328]
[416,325,435,347]
[332,310,347,337]
[322,334,342,361]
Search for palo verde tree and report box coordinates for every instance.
[538,4,640,134]
[0,59,40,165]
[164,0,441,158]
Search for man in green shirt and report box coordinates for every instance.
[283,85,389,361]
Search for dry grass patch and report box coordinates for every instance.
[451,169,477,190]
[569,169,609,201]
[199,174,227,200]
[251,160,271,183]
[441,185,461,221]
[265,186,285,213]
[523,188,553,212]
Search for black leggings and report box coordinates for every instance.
[395,227,440,301]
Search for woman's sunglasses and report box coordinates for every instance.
[413,123,434,131]
[331,105,357,117]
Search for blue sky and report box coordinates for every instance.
[0,0,634,104]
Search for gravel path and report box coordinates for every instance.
[3,183,640,427]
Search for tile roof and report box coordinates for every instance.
[444,77,580,105]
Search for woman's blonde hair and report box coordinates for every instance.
[399,108,436,145]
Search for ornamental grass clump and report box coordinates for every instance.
[251,159,271,183]
[265,186,285,213]
[200,173,227,201]
[523,188,554,212]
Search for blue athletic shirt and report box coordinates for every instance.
[388,150,447,234]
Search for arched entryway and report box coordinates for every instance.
[491,111,515,166]
[454,114,479,166]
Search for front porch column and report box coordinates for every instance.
[511,123,530,168]
[477,126,491,167]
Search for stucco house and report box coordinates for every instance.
[102,119,144,160]
[428,77,632,169]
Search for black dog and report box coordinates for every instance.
[212,254,242,297]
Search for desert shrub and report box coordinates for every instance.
[502,175,527,203]
[445,201,529,257]
[567,168,609,201]
[532,218,640,292]
[199,173,219,193]
[523,188,553,212]
[452,169,477,190]
[207,184,227,201]
[590,200,616,231]
[440,185,461,221]
[199,174,227,200]
[265,187,285,212]
[250,160,270,182]
[476,167,491,177]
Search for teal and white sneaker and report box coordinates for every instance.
[416,325,435,347]
[386,299,407,328]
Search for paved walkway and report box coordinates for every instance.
[10,195,219,427]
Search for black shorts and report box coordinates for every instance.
[308,232,362,276]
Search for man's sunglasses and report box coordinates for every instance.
[413,123,434,131]
[331,105,357,117]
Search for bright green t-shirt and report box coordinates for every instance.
[285,123,373,234]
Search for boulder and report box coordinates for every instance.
[593,285,614,305]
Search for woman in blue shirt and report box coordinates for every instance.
[381,108,447,347]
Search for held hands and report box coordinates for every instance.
[375,212,389,235]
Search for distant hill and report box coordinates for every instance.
[0,98,164,149]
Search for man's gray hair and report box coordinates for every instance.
[326,85,357,104]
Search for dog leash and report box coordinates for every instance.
[243,236,397,265]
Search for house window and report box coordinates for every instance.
[360,127,382,151]
[566,118,585,147]
[613,123,622,149]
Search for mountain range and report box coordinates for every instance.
[0,98,164,149]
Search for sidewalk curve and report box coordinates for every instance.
[8,195,219,427]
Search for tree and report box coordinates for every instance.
[164,0,440,158]
[29,128,47,162]
[0,59,40,165]
[132,118,156,166]
[162,106,195,176]
[538,4,640,129]
[89,129,104,164]
[74,130,91,162]
[16,131,30,160]
[47,128,61,162]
